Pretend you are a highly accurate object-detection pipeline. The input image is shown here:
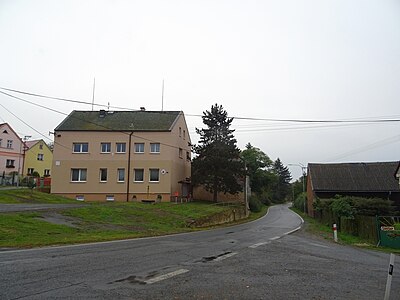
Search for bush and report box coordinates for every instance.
[294,192,306,211]
[330,197,355,219]
[259,190,272,206]
[249,195,263,212]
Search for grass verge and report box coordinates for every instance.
[291,207,400,254]
[0,189,76,204]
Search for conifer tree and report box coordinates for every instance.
[272,158,292,202]
[192,104,243,201]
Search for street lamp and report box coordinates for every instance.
[288,163,307,213]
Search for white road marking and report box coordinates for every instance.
[269,236,280,241]
[214,252,238,262]
[309,242,329,249]
[284,226,302,235]
[144,269,189,284]
[249,241,271,248]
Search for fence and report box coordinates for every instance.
[377,216,400,248]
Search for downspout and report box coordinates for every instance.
[126,132,134,202]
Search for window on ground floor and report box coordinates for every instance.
[149,168,159,182]
[71,169,87,182]
[100,168,108,182]
[134,168,144,182]
[117,168,125,182]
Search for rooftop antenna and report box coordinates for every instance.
[91,77,96,111]
[161,79,164,111]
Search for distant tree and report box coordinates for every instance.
[241,143,273,194]
[192,104,244,202]
[272,158,292,203]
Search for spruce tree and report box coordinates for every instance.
[192,104,243,202]
[272,158,292,202]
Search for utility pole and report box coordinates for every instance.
[288,163,307,213]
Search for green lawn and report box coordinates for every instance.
[0,189,76,204]
[291,208,400,254]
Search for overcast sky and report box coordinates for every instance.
[0,0,399,180]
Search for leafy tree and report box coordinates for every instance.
[192,104,244,202]
[241,143,273,194]
[271,158,292,203]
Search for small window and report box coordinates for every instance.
[100,168,108,182]
[116,143,126,153]
[71,169,87,182]
[179,148,183,158]
[76,195,85,201]
[101,142,111,153]
[134,143,145,153]
[7,140,13,149]
[150,143,160,153]
[183,130,186,140]
[0,138,2,147]
[37,154,44,161]
[117,168,125,182]
[27,168,34,175]
[106,195,115,201]
[134,169,144,182]
[186,151,191,161]
[179,127,182,137]
[39,144,43,150]
[6,159,15,168]
[73,143,89,153]
[44,169,50,176]
[149,168,159,182]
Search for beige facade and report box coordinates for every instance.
[51,111,191,202]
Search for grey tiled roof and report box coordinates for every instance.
[309,162,400,192]
[55,110,181,131]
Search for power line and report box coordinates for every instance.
[0,90,190,152]
[1,86,400,124]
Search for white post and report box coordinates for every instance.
[333,223,338,242]
[384,253,395,300]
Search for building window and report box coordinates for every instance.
[101,142,111,153]
[44,169,50,176]
[71,169,87,182]
[73,143,88,153]
[76,195,85,201]
[179,127,182,137]
[6,159,15,168]
[134,169,144,182]
[39,144,43,150]
[186,151,191,161]
[149,168,159,182]
[106,195,115,201]
[117,168,125,182]
[179,148,183,158]
[183,130,186,140]
[134,143,145,153]
[150,143,160,153]
[37,154,44,161]
[100,168,108,182]
[116,143,126,153]
[7,140,13,149]
[0,138,2,147]
[27,168,34,175]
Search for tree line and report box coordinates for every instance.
[192,103,292,210]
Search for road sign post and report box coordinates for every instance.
[333,223,338,242]
[384,253,395,300]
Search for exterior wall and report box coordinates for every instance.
[193,185,245,203]
[51,114,191,202]
[23,140,53,177]
[0,123,24,176]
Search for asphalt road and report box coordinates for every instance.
[1,204,399,299]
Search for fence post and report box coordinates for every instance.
[333,223,338,242]
[384,253,395,300]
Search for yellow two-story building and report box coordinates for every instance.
[51,110,191,202]
[23,139,53,177]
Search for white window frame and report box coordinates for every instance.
[106,195,115,201]
[44,169,50,176]
[149,168,160,182]
[100,168,108,182]
[76,195,85,201]
[71,169,87,182]
[100,142,111,153]
[7,140,12,149]
[117,168,125,182]
[73,143,89,153]
[134,143,145,153]
[134,168,144,182]
[27,168,34,175]
[116,142,126,153]
[150,143,160,153]
[37,153,44,161]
